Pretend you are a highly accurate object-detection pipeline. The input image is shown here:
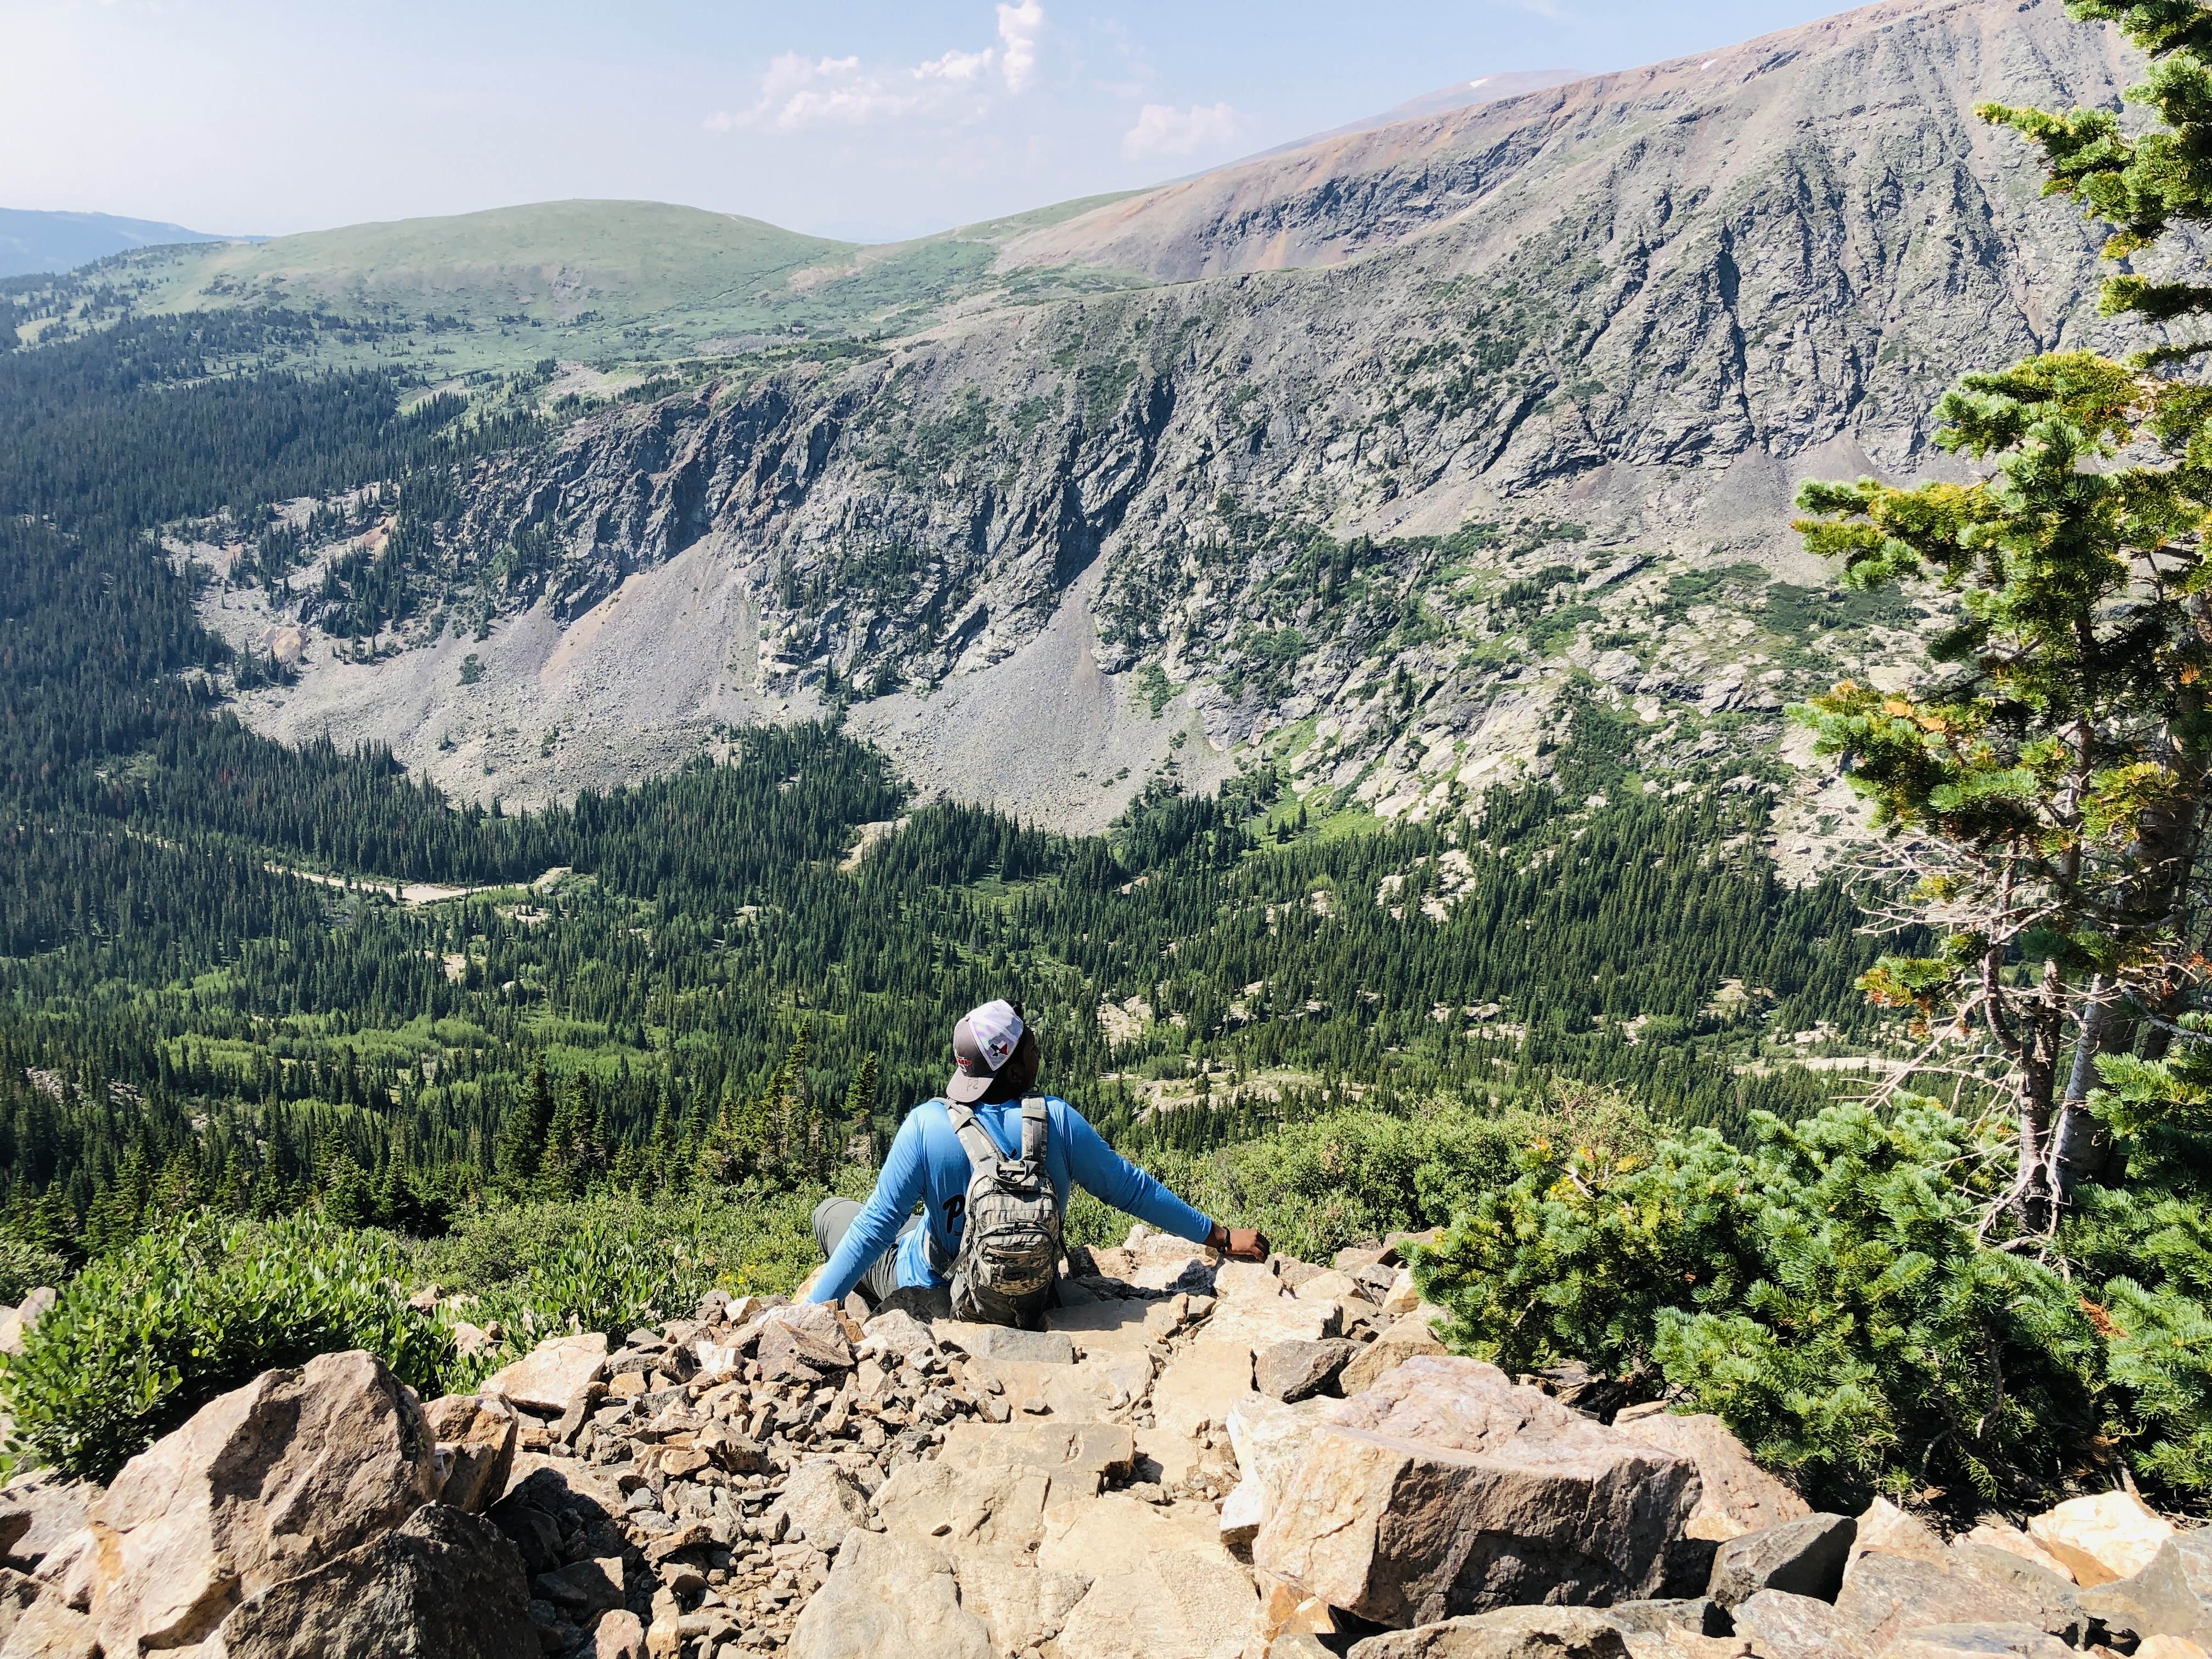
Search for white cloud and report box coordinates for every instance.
[709,6,1045,136]
[1121,101,1242,161]
[997,0,1044,93]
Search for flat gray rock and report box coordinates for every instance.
[1732,1589,1877,1659]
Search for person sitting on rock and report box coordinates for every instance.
[806,998,1268,1324]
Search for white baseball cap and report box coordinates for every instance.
[948,1000,1025,1103]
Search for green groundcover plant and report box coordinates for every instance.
[1417,1101,2106,1511]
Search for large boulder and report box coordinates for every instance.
[423,1392,517,1514]
[2025,1491,2174,1588]
[1253,1356,1700,1626]
[1707,1514,1855,1607]
[480,1333,609,1414]
[205,1502,538,1659]
[1612,1410,1810,1542]
[84,1349,443,1658]
[1833,1548,2083,1652]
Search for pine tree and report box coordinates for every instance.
[495,1060,557,1195]
[1793,0,2212,1224]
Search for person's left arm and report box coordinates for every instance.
[1058,1099,1217,1245]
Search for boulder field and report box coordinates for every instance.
[0,1228,2199,1658]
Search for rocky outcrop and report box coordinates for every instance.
[222,0,2152,839]
[1253,1356,1700,1624]
[84,1349,443,1657]
[205,1503,538,1659]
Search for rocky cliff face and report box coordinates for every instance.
[208,0,2145,836]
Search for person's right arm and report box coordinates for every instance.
[808,1114,929,1304]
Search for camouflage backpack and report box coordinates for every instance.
[945,1097,1063,1325]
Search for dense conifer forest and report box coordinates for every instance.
[0,305,1888,1269]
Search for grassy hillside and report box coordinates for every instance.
[22,198,1149,377]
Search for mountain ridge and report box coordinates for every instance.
[101,0,2154,856]
[0,206,247,280]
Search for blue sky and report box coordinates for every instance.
[3,0,1858,242]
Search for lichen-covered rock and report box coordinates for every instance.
[1254,1356,1699,1626]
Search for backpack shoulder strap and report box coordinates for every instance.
[944,1101,1006,1175]
[1020,1096,1049,1169]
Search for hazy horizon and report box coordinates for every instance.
[5,0,1860,245]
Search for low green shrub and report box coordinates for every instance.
[1081,1086,1652,1263]
[2,1212,454,1483]
[1417,1101,2104,1510]
[422,1186,847,1383]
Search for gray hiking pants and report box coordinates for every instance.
[811,1197,921,1308]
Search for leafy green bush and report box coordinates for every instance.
[0,1235,68,1307]
[1071,1086,1654,1263]
[2,1212,454,1483]
[1418,1102,2103,1509]
[422,1187,842,1383]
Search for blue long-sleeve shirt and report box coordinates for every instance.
[808,1095,1214,1304]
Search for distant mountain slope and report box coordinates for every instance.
[996,0,2128,283]
[203,0,2138,849]
[1241,70,1584,162]
[0,207,241,279]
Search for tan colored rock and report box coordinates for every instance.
[1855,1498,1951,1567]
[936,1420,1135,1497]
[1254,1356,1698,1627]
[1053,1549,1262,1659]
[1962,1523,2073,1584]
[0,1592,97,1659]
[1346,1606,1633,1657]
[0,1291,55,1359]
[206,1502,538,1659]
[1378,1268,1423,1318]
[0,1475,91,1570]
[425,1392,517,1514]
[1216,1261,1285,1301]
[480,1332,609,1413]
[2139,1638,2212,1659]
[1207,1295,1341,1348]
[86,1350,441,1658]
[1730,1589,1877,1659]
[1259,1569,1342,1643]
[1613,1413,1809,1543]
[1292,1269,1367,1305]
[1037,1494,1231,1576]
[1340,1307,1446,1394]
[951,1554,1092,1654]
[2027,1491,2175,1588]
[1152,1339,1256,1439]
[594,1609,647,1659]
[772,1459,870,1545]
[785,1530,992,1659]
[873,1460,1053,1555]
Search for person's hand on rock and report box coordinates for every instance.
[1207,1223,1271,1262]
